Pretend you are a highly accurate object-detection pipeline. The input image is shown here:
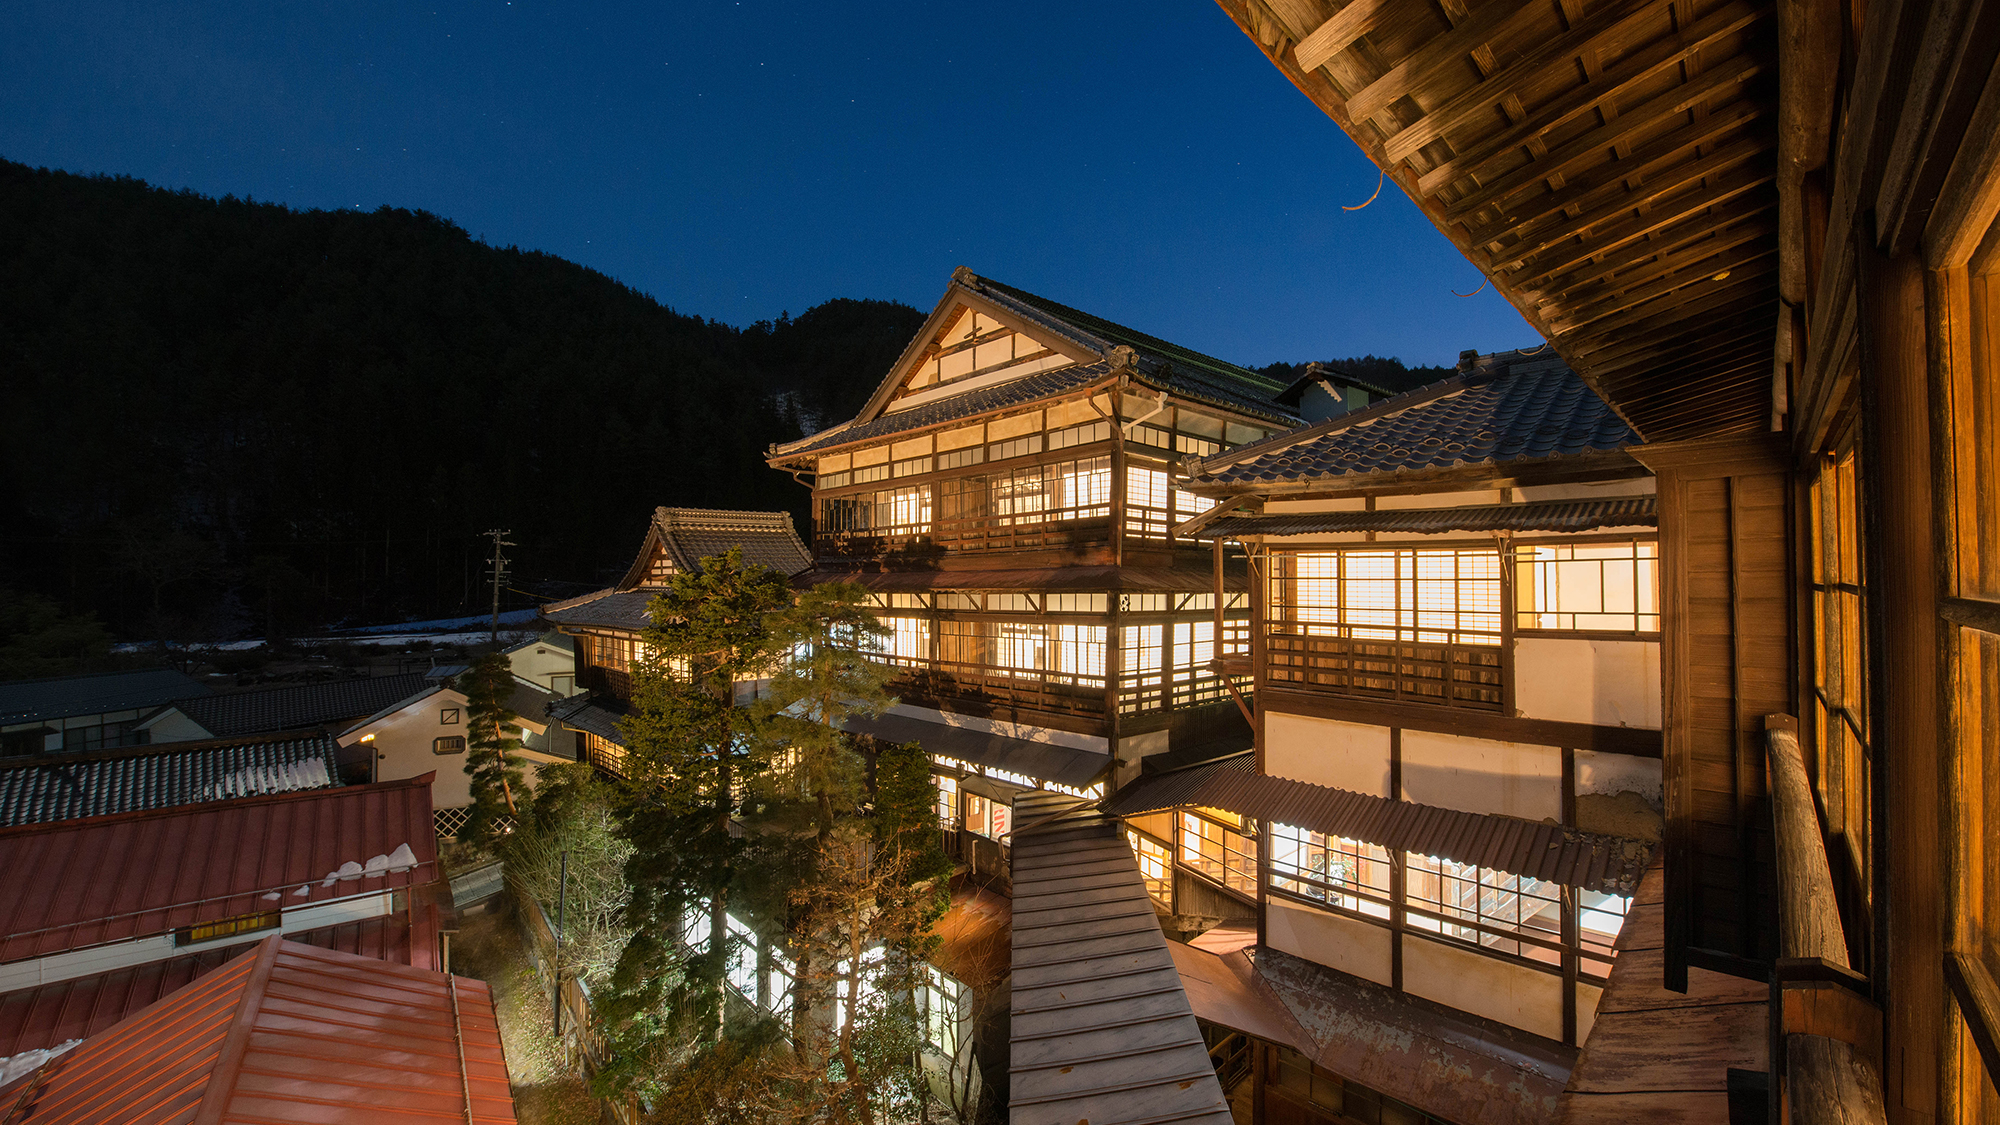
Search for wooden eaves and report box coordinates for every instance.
[1213,0,1783,444]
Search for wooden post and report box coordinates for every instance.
[1856,233,1943,1118]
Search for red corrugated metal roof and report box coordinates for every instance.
[0,907,439,1060]
[0,937,516,1123]
[0,775,438,964]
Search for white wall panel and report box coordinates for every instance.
[1263,712,1391,796]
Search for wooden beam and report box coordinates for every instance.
[1436,51,1766,222]
[1491,136,1772,273]
[1383,0,1662,165]
[1292,0,1400,72]
[1345,0,1546,124]
[1528,211,1776,309]
[1508,165,1776,288]
[1420,1,1767,200]
[1555,252,1779,336]
[1469,100,1765,244]
[1551,235,1776,332]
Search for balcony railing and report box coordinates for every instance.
[886,658,1107,720]
[1266,631,1503,711]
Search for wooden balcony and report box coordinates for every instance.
[1265,631,1502,711]
[886,659,1108,723]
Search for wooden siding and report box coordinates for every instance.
[1633,435,1790,985]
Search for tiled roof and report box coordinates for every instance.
[0,937,515,1124]
[0,775,437,963]
[547,695,627,746]
[772,363,1110,458]
[0,670,209,726]
[1008,791,1233,1125]
[972,276,1298,424]
[1104,754,1652,895]
[648,507,814,578]
[1189,497,1658,539]
[172,673,429,737]
[503,630,572,655]
[0,912,429,1059]
[0,733,340,828]
[1182,356,1636,490]
[541,589,655,632]
[836,710,1111,790]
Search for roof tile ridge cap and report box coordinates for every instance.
[540,586,619,612]
[770,417,859,456]
[190,935,285,1125]
[787,363,1112,453]
[976,275,1276,389]
[962,276,1113,359]
[1189,375,1475,478]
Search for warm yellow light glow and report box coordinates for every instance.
[360,734,376,743]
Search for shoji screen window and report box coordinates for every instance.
[1514,541,1660,632]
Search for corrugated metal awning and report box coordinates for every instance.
[837,711,1110,790]
[1008,791,1233,1125]
[793,565,1247,593]
[1187,497,1656,540]
[1104,754,1652,895]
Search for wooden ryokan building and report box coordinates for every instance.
[1195,0,2000,1121]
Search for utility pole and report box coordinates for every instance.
[484,529,515,645]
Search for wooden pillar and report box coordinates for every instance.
[1856,234,1943,1123]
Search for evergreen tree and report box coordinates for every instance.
[871,741,953,892]
[754,580,894,841]
[598,548,792,1099]
[457,653,527,846]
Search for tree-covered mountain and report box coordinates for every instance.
[0,159,923,641]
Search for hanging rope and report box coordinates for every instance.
[1342,167,1387,210]
[1515,341,1551,355]
[1452,276,1491,297]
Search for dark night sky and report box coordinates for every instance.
[0,0,1543,368]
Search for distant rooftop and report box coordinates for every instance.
[0,731,341,828]
[170,672,429,737]
[0,669,209,727]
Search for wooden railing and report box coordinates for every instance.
[888,660,1107,720]
[1766,715,1887,1125]
[1266,631,1503,711]
[815,513,1117,558]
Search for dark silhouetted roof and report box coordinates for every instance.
[836,711,1110,790]
[1104,753,1652,895]
[1182,356,1636,490]
[1008,791,1232,1125]
[794,565,1247,593]
[540,589,655,632]
[171,673,428,737]
[1188,497,1658,539]
[0,774,437,963]
[0,733,340,828]
[547,695,627,746]
[0,937,515,1124]
[641,507,813,579]
[0,670,208,727]
[0,913,430,1059]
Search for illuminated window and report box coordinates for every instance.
[1128,829,1172,906]
[1268,548,1503,709]
[1578,889,1632,980]
[868,616,931,665]
[177,910,279,946]
[1268,825,1391,918]
[1807,451,1871,903]
[1126,467,1171,538]
[917,963,965,1057]
[1404,853,1562,965]
[433,736,466,755]
[964,793,989,838]
[1514,541,1660,632]
[935,774,958,828]
[1179,810,1255,896]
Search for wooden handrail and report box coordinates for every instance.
[1766,714,1887,1125]
[1765,716,1849,965]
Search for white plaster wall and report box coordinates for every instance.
[509,642,577,695]
[1512,637,1661,729]
[1399,730,1561,821]
[1373,489,1505,510]
[1263,712,1391,796]
[1575,749,1664,803]
[140,708,217,743]
[1266,899,1394,986]
[1576,980,1606,1043]
[1402,934,1564,1041]
[1514,478,1656,501]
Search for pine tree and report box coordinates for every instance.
[598,548,792,1099]
[754,579,894,841]
[458,652,526,846]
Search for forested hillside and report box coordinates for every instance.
[0,160,923,641]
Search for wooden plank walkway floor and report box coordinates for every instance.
[1560,862,1768,1122]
